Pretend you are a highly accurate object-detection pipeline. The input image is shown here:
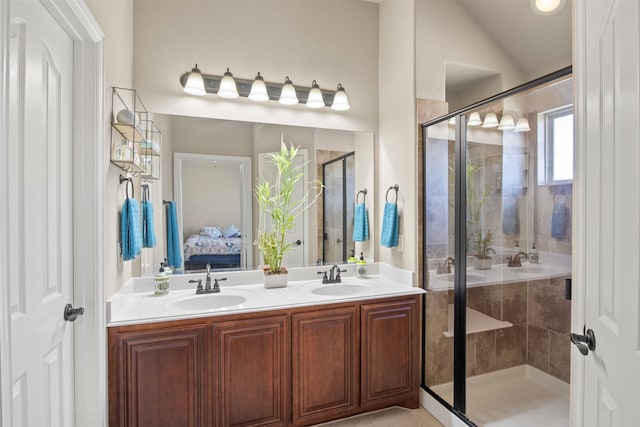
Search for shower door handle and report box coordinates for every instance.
[570,326,596,356]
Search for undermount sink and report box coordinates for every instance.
[311,283,373,296]
[170,294,246,311]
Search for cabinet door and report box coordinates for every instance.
[292,307,359,426]
[109,324,207,427]
[361,298,419,410]
[213,315,289,427]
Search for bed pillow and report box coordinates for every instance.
[221,224,241,238]
[200,226,222,239]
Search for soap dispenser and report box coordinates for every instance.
[163,258,173,275]
[529,242,539,264]
[348,249,358,264]
[154,262,170,296]
[356,252,368,279]
[512,240,521,254]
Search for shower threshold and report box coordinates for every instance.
[430,365,569,427]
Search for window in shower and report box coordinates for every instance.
[538,105,574,185]
[422,69,573,426]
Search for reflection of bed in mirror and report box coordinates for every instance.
[183,228,243,271]
[164,114,375,272]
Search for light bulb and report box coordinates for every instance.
[217,68,239,98]
[183,64,206,96]
[279,76,298,105]
[249,72,269,102]
[331,83,350,111]
[306,80,325,108]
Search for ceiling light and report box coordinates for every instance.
[217,68,239,98]
[248,72,269,102]
[482,112,499,128]
[497,114,516,130]
[331,83,350,111]
[306,80,325,108]
[531,0,566,15]
[183,64,206,96]
[467,112,482,126]
[514,117,531,132]
[279,76,298,105]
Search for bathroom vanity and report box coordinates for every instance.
[107,264,423,427]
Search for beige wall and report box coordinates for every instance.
[181,165,241,239]
[132,0,379,133]
[378,0,417,273]
[85,0,136,297]
[415,0,525,109]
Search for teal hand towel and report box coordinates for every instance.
[352,202,369,242]
[551,201,566,239]
[380,201,399,248]
[166,201,182,269]
[142,200,157,248]
[121,197,142,261]
[502,198,519,235]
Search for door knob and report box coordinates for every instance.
[570,326,595,356]
[292,239,302,246]
[64,303,85,322]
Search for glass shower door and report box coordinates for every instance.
[322,153,355,264]
[423,118,456,407]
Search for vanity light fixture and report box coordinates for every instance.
[497,114,516,130]
[331,84,350,111]
[467,111,482,126]
[306,80,325,108]
[183,64,206,96]
[248,72,269,102]
[180,66,350,110]
[514,117,531,132]
[217,68,239,98]
[279,76,299,105]
[482,112,499,128]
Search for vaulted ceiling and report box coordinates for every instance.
[456,0,572,80]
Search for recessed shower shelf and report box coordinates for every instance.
[443,304,513,337]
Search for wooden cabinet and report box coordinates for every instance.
[213,315,289,427]
[361,299,419,411]
[292,307,359,426]
[108,323,207,427]
[108,295,420,427]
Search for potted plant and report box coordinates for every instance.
[466,159,495,270]
[255,139,323,288]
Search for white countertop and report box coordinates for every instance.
[107,263,425,327]
[428,260,571,291]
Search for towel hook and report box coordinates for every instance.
[120,174,134,199]
[386,184,399,203]
[356,188,367,204]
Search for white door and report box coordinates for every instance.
[8,0,76,425]
[574,0,640,425]
[258,149,308,268]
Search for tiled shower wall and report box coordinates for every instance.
[425,275,571,387]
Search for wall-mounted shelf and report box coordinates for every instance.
[140,119,161,180]
[110,87,159,177]
[443,304,512,337]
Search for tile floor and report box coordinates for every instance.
[314,406,444,427]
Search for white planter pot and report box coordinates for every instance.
[473,257,493,270]
[264,271,288,289]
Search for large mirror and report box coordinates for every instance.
[160,114,375,272]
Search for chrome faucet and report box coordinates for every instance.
[507,252,528,267]
[436,257,455,274]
